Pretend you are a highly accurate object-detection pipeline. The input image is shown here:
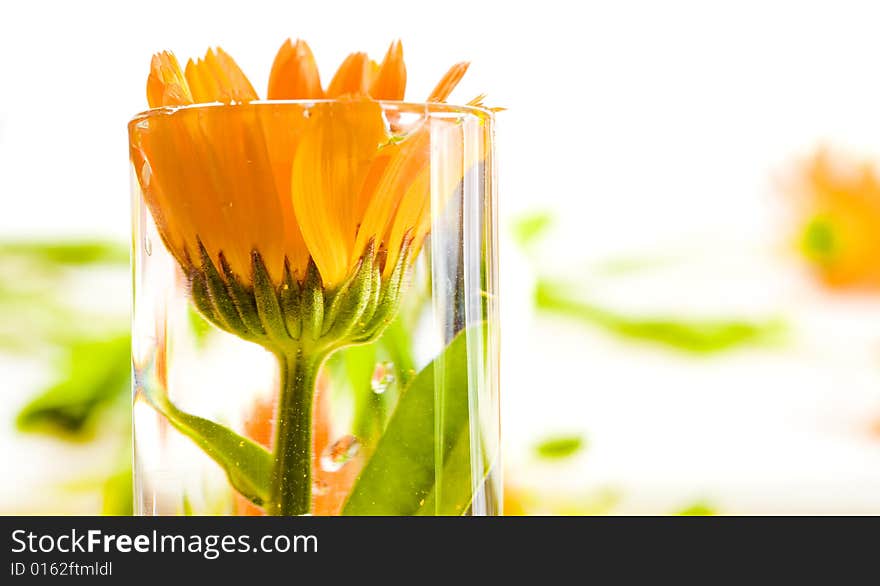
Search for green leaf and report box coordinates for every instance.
[16,334,131,434]
[141,381,273,507]
[414,429,475,515]
[535,280,785,354]
[0,239,129,353]
[380,316,416,387]
[677,501,717,516]
[102,468,134,516]
[181,494,195,516]
[328,315,417,452]
[343,326,481,516]
[534,435,586,460]
[341,343,383,446]
[0,240,128,266]
[511,211,554,250]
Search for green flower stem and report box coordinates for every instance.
[269,348,325,516]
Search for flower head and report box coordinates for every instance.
[130,40,487,351]
[785,147,880,290]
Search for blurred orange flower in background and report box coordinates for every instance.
[786,147,880,290]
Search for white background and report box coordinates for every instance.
[3,0,880,513]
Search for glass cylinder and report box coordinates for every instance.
[129,101,500,516]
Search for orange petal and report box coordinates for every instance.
[369,40,406,100]
[185,47,258,104]
[146,52,193,108]
[268,39,324,100]
[131,110,211,268]
[353,129,430,263]
[197,106,286,281]
[375,121,460,276]
[384,167,430,272]
[371,112,491,275]
[257,105,312,278]
[291,101,388,286]
[133,105,289,284]
[184,58,221,103]
[427,61,469,102]
[326,52,372,98]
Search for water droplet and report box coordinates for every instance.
[144,236,152,256]
[312,480,329,496]
[371,361,395,394]
[303,109,310,119]
[320,435,360,472]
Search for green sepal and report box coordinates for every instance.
[358,260,383,327]
[219,253,265,337]
[353,237,413,344]
[197,242,250,337]
[139,384,273,507]
[321,249,367,337]
[189,269,222,330]
[188,238,415,350]
[279,262,302,340]
[327,241,376,340]
[301,260,324,342]
[251,250,292,349]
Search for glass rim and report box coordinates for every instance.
[128,99,494,127]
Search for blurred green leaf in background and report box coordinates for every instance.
[534,434,586,460]
[16,335,129,435]
[0,240,131,514]
[676,500,718,516]
[513,210,786,355]
[535,280,785,354]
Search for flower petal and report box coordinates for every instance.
[133,105,290,284]
[146,51,193,108]
[369,40,406,100]
[326,52,373,98]
[257,105,312,278]
[291,101,388,286]
[383,167,430,273]
[353,128,430,263]
[427,61,469,102]
[196,106,286,282]
[185,47,258,104]
[268,39,324,100]
[132,110,213,267]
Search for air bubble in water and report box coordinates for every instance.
[320,435,360,472]
[371,362,395,395]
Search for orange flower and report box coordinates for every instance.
[131,40,477,293]
[786,147,880,289]
[131,39,495,516]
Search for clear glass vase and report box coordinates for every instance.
[129,100,500,516]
